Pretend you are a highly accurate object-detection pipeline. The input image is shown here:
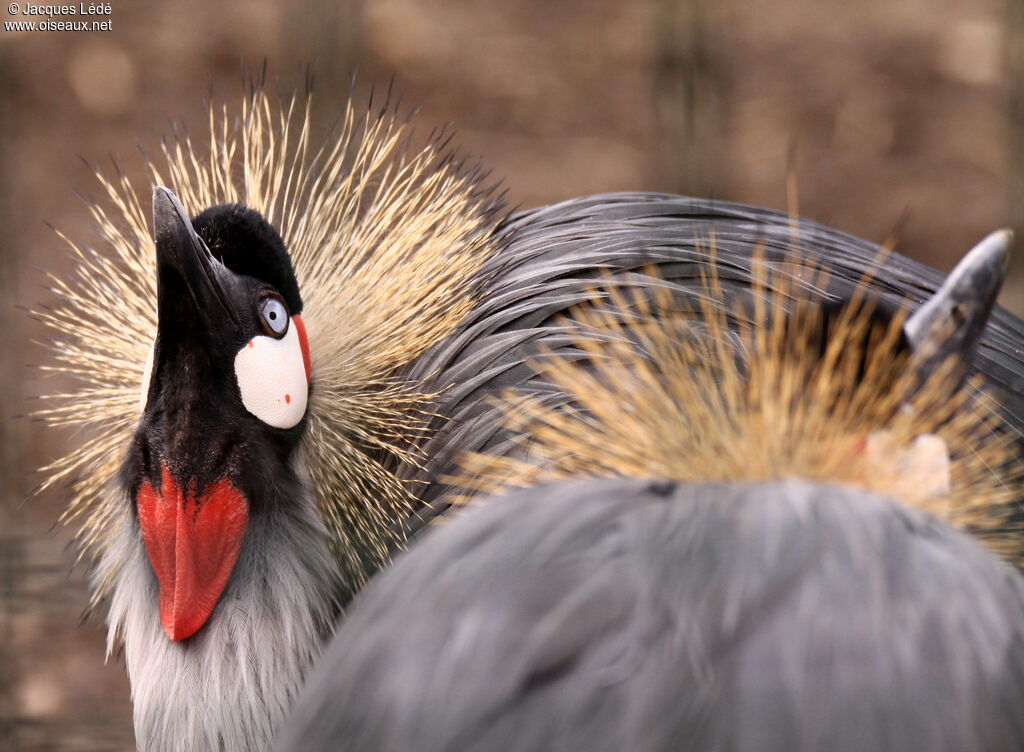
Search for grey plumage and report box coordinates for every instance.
[275,478,1024,752]
[270,195,1024,751]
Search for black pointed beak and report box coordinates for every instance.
[152,186,238,328]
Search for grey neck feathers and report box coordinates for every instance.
[98,490,340,752]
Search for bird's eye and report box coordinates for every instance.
[260,295,289,337]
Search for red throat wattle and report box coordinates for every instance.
[136,466,249,641]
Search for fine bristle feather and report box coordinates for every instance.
[34,85,504,600]
[451,250,1023,564]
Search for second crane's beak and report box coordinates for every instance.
[903,229,1012,377]
[142,186,249,643]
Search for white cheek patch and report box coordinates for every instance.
[140,340,156,412]
[865,430,951,501]
[234,319,310,429]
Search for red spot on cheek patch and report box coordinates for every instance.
[136,466,248,642]
[293,314,311,384]
[284,393,291,404]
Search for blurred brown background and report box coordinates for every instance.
[0,0,1020,748]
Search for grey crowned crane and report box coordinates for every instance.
[277,476,1024,752]
[34,87,1024,750]
[276,236,1024,751]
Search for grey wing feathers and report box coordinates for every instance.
[393,193,1024,516]
[273,479,1024,752]
[278,195,1024,750]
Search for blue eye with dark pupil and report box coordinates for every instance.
[260,296,288,337]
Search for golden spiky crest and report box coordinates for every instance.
[35,87,502,597]
[455,246,1023,563]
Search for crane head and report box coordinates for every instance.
[453,229,1020,562]
[125,186,311,642]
